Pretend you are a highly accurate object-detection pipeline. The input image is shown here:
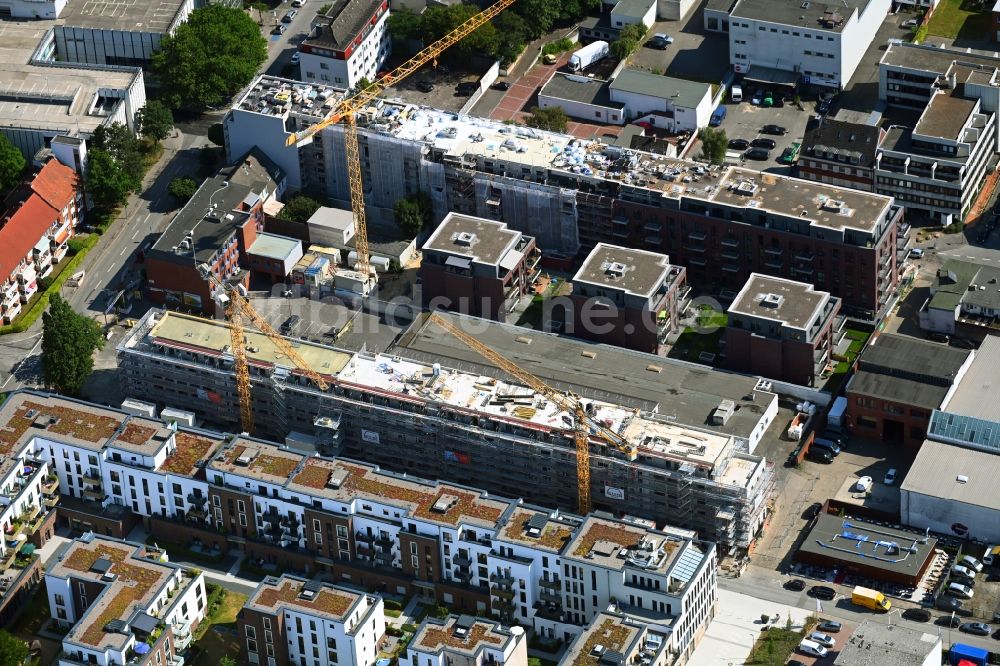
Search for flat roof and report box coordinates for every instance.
[880,41,1000,74]
[248,232,301,261]
[730,0,875,33]
[901,439,1000,511]
[928,410,1000,453]
[610,69,710,109]
[728,274,830,331]
[245,575,365,623]
[913,90,978,141]
[563,516,683,573]
[392,311,773,445]
[56,0,189,32]
[798,513,937,578]
[421,213,523,267]
[572,243,672,298]
[540,72,619,109]
[411,616,513,657]
[803,118,881,166]
[563,614,643,666]
[48,536,181,651]
[858,333,969,383]
[0,23,138,139]
[834,621,940,666]
[497,508,581,553]
[0,392,125,460]
[612,0,654,19]
[148,311,352,381]
[945,335,1000,420]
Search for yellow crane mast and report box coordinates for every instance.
[285,0,517,284]
[199,265,330,434]
[428,313,637,515]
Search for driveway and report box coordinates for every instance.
[628,1,730,83]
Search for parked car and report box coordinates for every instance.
[779,143,800,164]
[901,18,919,28]
[290,52,300,65]
[948,582,975,599]
[984,545,999,567]
[492,81,510,90]
[806,448,833,464]
[785,579,806,591]
[797,640,828,658]
[927,332,950,344]
[903,608,931,622]
[751,89,764,105]
[282,9,297,22]
[855,476,873,492]
[805,502,823,520]
[809,586,836,600]
[762,124,787,135]
[649,33,674,49]
[543,53,558,65]
[966,618,989,635]
[812,437,841,455]
[728,138,750,150]
[762,91,774,107]
[938,614,962,628]
[883,468,897,485]
[808,632,835,649]
[936,595,963,611]
[272,23,287,34]
[817,620,842,633]
[960,555,984,572]
[280,315,301,335]
[416,80,434,92]
[909,247,925,258]
[744,147,770,161]
[951,564,977,581]
[817,95,835,115]
[751,137,776,149]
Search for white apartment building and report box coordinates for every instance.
[239,575,385,666]
[45,533,206,666]
[726,0,892,90]
[404,615,529,666]
[299,0,391,89]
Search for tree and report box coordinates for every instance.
[619,23,647,43]
[277,195,322,224]
[420,4,498,57]
[42,293,104,396]
[86,149,134,210]
[700,127,728,165]
[168,177,199,203]
[152,5,267,110]
[90,122,143,190]
[610,36,638,61]
[524,106,568,133]
[394,191,432,237]
[387,7,423,40]
[136,101,174,142]
[219,657,237,666]
[494,11,529,62]
[513,0,561,39]
[0,631,27,666]
[0,133,25,195]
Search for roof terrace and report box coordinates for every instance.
[564,516,682,573]
[497,508,579,552]
[208,438,306,485]
[412,615,510,656]
[0,393,124,456]
[245,575,365,624]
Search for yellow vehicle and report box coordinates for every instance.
[852,586,891,612]
[543,53,557,65]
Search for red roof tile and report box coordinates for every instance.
[29,160,80,212]
[0,196,58,281]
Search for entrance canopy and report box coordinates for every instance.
[744,65,800,88]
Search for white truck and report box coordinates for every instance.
[568,41,608,72]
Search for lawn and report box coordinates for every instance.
[926,0,990,40]
[669,326,724,364]
[191,584,247,665]
[746,627,807,666]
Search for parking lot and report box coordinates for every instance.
[383,63,489,113]
[711,98,811,171]
[627,3,730,82]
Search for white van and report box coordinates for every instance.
[983,545,1000,567]
[948,582,974,599]
[731,84,743,103]
[797,639,828,658]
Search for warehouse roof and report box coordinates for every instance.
[610,69,710,109]
[798,513,937,578]
[901,439,1000,511]
[833,621,940,666]
[944,335,1000,420]
[927,410,1000,453]
[539,72,620,109]
[248,233,302,261]
[731,0,876,33]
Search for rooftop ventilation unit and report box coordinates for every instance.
[957,474,969,483]
[453,231,476,247]
[326,468,348,489]
[235,449,256,466]
[711,399,736,425]
[432,494,459,513]
[734,179,758,196]
[604,261,627,278]
[760,292,784,308]
[823,199,845,212]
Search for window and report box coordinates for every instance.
[212,495,221,507]
[247,639,258,654]
[55,594,65,605]
[313,519,321,531]
[336,525,347,538]
[246,626,257,638]
[264,618,272,630]
[320,62,329,70]
[237,500,246,512]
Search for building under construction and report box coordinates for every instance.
[117,308,777,554]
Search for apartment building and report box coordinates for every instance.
[225,76,903,318]
[238,574,385,666]
[798,118,885,192]
[722,0,893,90]
[298,0,390,89]
[0,158,83,323]
[403,615,529,666]
[0,389,718,659]
[725,274,841,387]
[45,533,206,666]
[420,212,541,322]
[564,243,688,353]
[117,308,777,552]
[561,611,676,666]
[845,333,973,447]
[920,259,1000,334]
[144,149,285,314]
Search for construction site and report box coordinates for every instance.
[116,308,777,554]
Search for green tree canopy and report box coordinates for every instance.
[90,122,143,190]
[610,36,638,61]
[136,101,174,142]
[387,7,423,40]
[420,4,499,56]
[619,23,648,43]
[700,127,728,165]
[42,293,104,396]
[86,149,135,210]
[277,195,322,224]
[0,630,27,666]
[524,106,568,133]
[393,191,433,237]
[0,134,25,195]
[220,657,237,666]
[152,5,267,111]
[168,177,199,203]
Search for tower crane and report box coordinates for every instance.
[198,264,330,435]
[284,0,517,290]
[427,312,637,516]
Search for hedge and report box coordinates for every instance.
[384,599,403,612]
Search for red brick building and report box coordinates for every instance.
[846,333,973,448]
[0,159,83,323]
[563,243,688,354]
[725,274,841,387]
[420,213,541,322]
[798,118,885,192]
[145,150,285,314]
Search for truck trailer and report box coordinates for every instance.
[851,586,891,612]
[568,41,609,72]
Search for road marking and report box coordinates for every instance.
[106,264,115,274]
[120,247,128,256]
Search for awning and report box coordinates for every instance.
[744,66,800,87]
[444,256,472,270]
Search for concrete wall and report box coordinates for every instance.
[901,490,1000,543]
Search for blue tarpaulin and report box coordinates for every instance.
[950,643,988,666]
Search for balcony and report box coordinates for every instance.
[454,567,473,584]
[687,230,707,242]
[490,571,514,584]
[490,585,515,600]
[82,469,102,484]
[721,237,740,248]
[81,488,105,500]
[764,246,783,256]
[453,553,472,566]
[355,531,375,543]
[492,597,515,613]
[538,576,561,590]
[538,587,561,603]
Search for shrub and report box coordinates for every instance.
[384,599,403,612]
